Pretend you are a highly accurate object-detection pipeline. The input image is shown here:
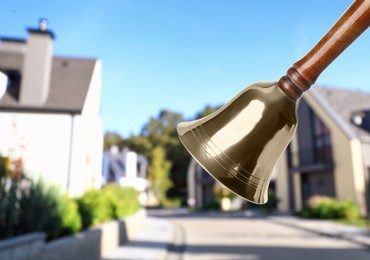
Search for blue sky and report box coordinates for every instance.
[1,0,369,137]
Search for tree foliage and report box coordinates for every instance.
[103,105,221,205]
[195,104,221,119]
[121,135,153,158]
[141,109,183,146]
[140,109,190,201]
[148,146,172,204]
[104,132,124,150]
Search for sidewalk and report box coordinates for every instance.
[101,217,173,260]
[100,210,370,259]
[270,214,370,248]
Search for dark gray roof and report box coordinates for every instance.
[0,37,26,43]
[312,86,370,140]
[0,51,97,114]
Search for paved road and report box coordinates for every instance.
[150,209,370,260]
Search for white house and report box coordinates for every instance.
[0,20,103,197]
[102,146,149,205]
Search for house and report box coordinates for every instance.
[0,20,103,197]
[102,146,150,205]
[185,86,370,215]
[275,86,370,215]
[186,158,216,209]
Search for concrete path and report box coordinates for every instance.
[102,209,370,260]
[156,209,370,260]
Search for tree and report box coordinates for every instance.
[103,132,123,150]
[195,104,221,119]
[103,106,223,206]
[141,109,191,203]
[148,146,172,205]
[120,135,153,158]
[141,109,183,146]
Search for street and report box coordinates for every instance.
[150,209,370,260]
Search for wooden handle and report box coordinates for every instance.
[279,0,370,100]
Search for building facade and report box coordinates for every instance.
[0,21,103,197]
[276,87,370,215]
[102,146,150,205]
[185,86,370,214]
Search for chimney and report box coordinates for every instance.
[20,19,54,106]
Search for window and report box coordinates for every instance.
[312,114,332,164]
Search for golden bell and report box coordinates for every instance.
[177,82,297,204]
[177,0,370,204]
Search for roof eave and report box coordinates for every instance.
[304,87,357,140]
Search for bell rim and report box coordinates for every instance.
[178,126,269,205]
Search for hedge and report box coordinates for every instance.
[75,184,140,229]
[297,195,360,220]
[0,177,140,240]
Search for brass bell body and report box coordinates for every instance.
[177,82,297,204]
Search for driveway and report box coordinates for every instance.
[150,208,370,260]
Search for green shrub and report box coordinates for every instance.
[58,196,82,236]
[203,200,221,210]
[0,177,82,240]
[161,197,182,208]
[260,189,277,211]
[18,179,62,239]
[76,184,140,229]
[75,189,112,228]
[0,177,21,238]
[297,195,360,220]
[102,184,140,218]
[0,156,10,178]
[339,199,360,220]
[1,175,141,240]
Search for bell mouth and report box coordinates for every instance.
[178,122,268,204]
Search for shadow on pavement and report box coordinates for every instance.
[147,207,275,220]
[182,244,370,260]
[101,240,370,260]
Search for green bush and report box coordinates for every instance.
[339,199,360,220]
[18,179,62,240]
[0,177,82,240]
[0,156,10,178]
[260,189,278,211]
[102,183,140,218]
[75,189,112,229]
[1,175,141,240]
[58,196,82,236]
[0,177,21,238]
[298,195,360,220]
[76,184,140,229]
[203,200,221,210]
[161,197,182,208]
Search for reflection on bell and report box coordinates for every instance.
[177,82,297,204]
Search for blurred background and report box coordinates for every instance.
[0,1,370,259]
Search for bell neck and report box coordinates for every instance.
[278,67,311,100]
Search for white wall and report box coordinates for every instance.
[0,112,72,193]
[79,60,104,193]
[0,61,103,197]
[68,115,86,197]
